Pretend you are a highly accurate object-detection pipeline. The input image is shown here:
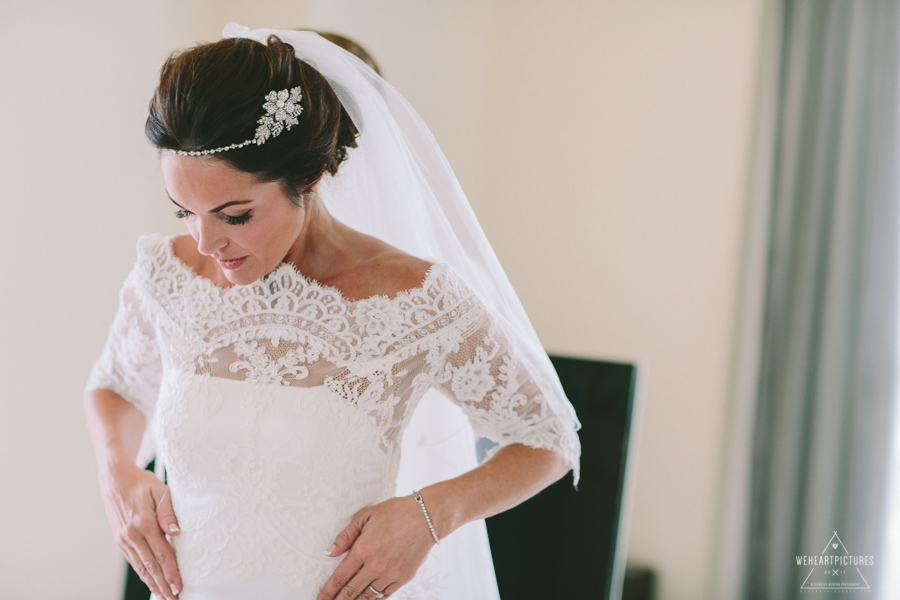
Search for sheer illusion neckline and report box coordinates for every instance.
[160,234,440,305]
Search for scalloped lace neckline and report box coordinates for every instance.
[159,234,441,305]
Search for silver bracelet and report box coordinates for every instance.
[412,490,441,545]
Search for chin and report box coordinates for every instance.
[223,270,259,286]
[215,262,258,286]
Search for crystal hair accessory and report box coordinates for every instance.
[173,86,304,156]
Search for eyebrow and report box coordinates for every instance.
[166,191,252,213]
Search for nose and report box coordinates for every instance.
[194,219,227,256]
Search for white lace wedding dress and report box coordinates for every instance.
[87,234,579,599]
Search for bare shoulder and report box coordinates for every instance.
[332,236,433,300]
[369,251,434,295]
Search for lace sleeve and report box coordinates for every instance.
[85,271,162,416]
[434,301,580,475]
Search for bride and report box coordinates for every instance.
[84,24,580,600]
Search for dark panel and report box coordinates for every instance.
[486,356,638,600]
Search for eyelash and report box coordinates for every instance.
[174,210,252,226]
[224,211,252,226]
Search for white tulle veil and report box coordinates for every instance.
[221,23,581,598]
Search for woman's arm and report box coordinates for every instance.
[84,389,182,600]
[418,443,569,538]
[84,388,145,469]
[317,443,569,600]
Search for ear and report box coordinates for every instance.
[303,174,326,205]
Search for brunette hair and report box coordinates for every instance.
[146,35,358,200]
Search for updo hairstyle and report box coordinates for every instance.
[146,35,358,201]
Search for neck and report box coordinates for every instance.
[283,194,351,282]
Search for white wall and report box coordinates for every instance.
[477,4,762,598]
[1,2,765,598]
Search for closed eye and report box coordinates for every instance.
[174,209,251,226]
[224,211,252,226]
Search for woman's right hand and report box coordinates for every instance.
[99,462,182,599]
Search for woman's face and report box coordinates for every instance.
[160,153,306,286]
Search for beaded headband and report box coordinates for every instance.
[173,86,304,156]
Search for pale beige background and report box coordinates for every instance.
[0,1,767,598]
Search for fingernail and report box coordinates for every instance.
[324,543,336,556]
[171,583,180,595]
[169,524,180,534]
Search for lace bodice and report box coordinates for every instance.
[87,233,578,598]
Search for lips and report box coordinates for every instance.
[217,256,247,270]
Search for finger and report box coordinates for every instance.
[122,544,170,600]
[362,579,393,599]
[151,487,183,594]
[316,552,363,600]
[325,518,363,557]
[335,570,379,600]
[132,539,175,600]
[149,532,182,597]
[155,486,181,536]
[126,523,178,600]
[144,523,182,596]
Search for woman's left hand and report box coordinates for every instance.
[316,494,438,600]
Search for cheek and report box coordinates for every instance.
[259,207,304,243]
[183,220,200,240]
[229,219,277,254]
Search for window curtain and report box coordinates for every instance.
[746,0,900,598]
